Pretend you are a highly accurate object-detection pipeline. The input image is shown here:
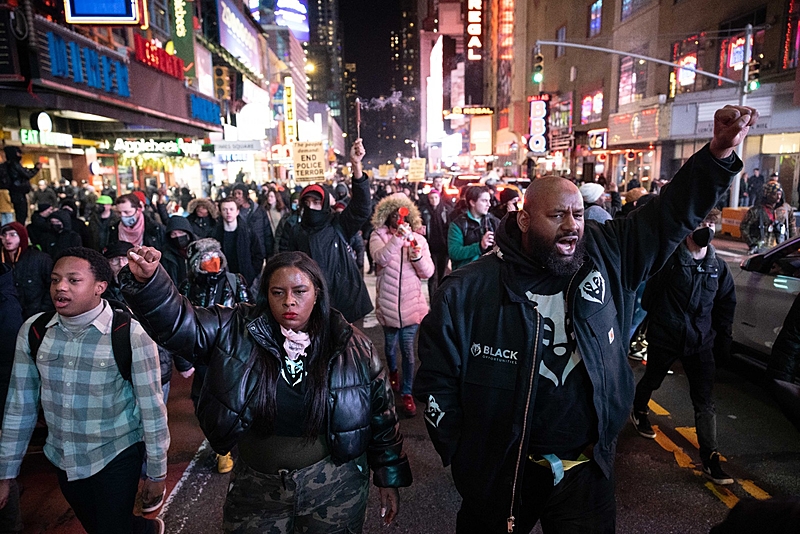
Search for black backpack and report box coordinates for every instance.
[27,301,133,382]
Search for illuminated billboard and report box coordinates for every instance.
[217,0,263,78]
[65,0,144,25]
[275,0,310,43]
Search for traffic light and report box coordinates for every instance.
[214,66,231,101]
[747,60,761,92]
[532,54,544,85]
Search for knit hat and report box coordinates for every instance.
[102,240,134,259]
[0,222,29,254]
[96,195,113,205]
[579,183,605,204]
[37,203,52,213]
[763,181,783,198]
[133,190,147,205]
[300,184,325,202]
[499,187,521,204]
[232,183,250,196]
[187,238,228,274]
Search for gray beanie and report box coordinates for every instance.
[187,238,228,274]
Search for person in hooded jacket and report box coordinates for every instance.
[2,146,41,223]
[275,191,302,253]
[58,198,92,249]
[631,209,737,486]
[102,240,134,304]
[370,194,434,417]
[232,183,273,264]
[0,222,53,319]
[120,248,411,531]
[43,209,83,260]
[280,139,373,324]
[109,193,166,250]
[161,216,196,285]
[413,105,755,533]
[88,195,120,251]
[419,189,451,296]
[186,198,219,239]
[26,204,56,249]
[580,181,621,224]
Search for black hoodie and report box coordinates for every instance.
[43,210,83,260]
[162,216,197,285]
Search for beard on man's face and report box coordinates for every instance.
[524,229,586,276]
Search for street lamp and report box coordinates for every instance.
[404,139,419,158]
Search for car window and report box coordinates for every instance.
[769,248,800,277]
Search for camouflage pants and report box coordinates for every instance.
[223,454,370,534]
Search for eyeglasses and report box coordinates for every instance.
[1,231,19,239]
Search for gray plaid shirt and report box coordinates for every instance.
[0,301,169,481]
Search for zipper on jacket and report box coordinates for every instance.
[507,309,540,533]
[397,244,404,326]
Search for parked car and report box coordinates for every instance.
[727,234,800,369]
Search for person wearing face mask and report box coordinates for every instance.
[275,191,302,251]
[2,146,41,223]
[110,193,166,250]
[740,182,797,254]
[630,209,737,485]
[161,216,197,285]
[186,198,219,239]
[280,139,373,325]
[102,240,134,303]
[88,195,120,251]
[43,209,83,260]
[490,187,521,221]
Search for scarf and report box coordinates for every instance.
[118,212,146,246]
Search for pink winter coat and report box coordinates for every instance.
[370,226,435,328]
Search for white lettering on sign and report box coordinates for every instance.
[221,2,258,55]
[466,0,482,61]
[174,0,187,37]
[528,99,548,154]
[113,138,203,156]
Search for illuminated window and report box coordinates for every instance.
[149,0,170,37]
[621,0,650,21]
[669,35,704,96]
[589,0,602,37]
[556,26,566,57]
[581,90,603,124]
[618,55,647,106]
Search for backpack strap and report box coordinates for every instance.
[27,305,133,383]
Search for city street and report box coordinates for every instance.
[13,254,800,534]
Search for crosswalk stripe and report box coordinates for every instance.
[652,425,695,468]
[675,427,727,461]
[738,479,771,500]
[704,481,740,509]
[648,399,670,416]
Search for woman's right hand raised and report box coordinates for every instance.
[128,246,162,283]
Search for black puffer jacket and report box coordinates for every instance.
[10,248,53,319]
[121,265,411,487]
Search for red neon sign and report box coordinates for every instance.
[134,34,185,81]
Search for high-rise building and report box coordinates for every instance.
[344,62,359,139]
[307,0,346,129]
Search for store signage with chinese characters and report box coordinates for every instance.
[134,34,184,80]
[284,76,297,143]
[466,0,483,60]
[608,106,660,145]
[113,137,203,156]
[218,0,263,78]
[189,94,221,125]
[43,29,130,97]
[528,95,549,154]
[20,129,74,148]
[443,106,493,118]
[172,0,196,78]
[587,128,608,150]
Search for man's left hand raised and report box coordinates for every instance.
[709,105,758,160]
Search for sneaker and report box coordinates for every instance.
[628,349,645,361]
[389,370,400,392]
[217,452,234,474]
[401,394,417,417]
[141,487,166,513]
[152,517,165,534]
[702,452,734,485]
[630,411,656,439]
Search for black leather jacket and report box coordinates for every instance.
[121,266,412,488]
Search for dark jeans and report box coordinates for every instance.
[0,479,22,532]
[383,324,418,395]
[633,345,717,458]
[56,442,158,534]
[456,460,615,533]
[427,251,449,297]
[12,199,27,224]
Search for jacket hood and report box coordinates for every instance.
[188,198,219,219]
[372,193,423,230]
[188,237,228,274]
[3,146,21,162]
[49,209,73,231]
[165,215,197,240]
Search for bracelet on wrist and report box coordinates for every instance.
[147,474,167,482]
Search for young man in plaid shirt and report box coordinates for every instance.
[0,247,169,534]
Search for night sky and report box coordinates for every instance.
[339,0,401,99]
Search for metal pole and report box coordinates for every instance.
[536,40,740,85]
[730,24,753,208]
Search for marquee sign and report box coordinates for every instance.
[113,137,203,156]
[466,0,483,60]
[528,96,549,154]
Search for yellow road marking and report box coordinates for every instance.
[675,427,727,461]
[652,426,695,468]
[648,400,670,416]
[738,480,771,500]
[704,482,740,509]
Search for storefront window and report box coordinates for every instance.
[149,0,171,38]
[618,55,647,107]
[669,35,705,97]
[580,90,603,125]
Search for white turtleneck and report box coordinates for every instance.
[59,300,105,335]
